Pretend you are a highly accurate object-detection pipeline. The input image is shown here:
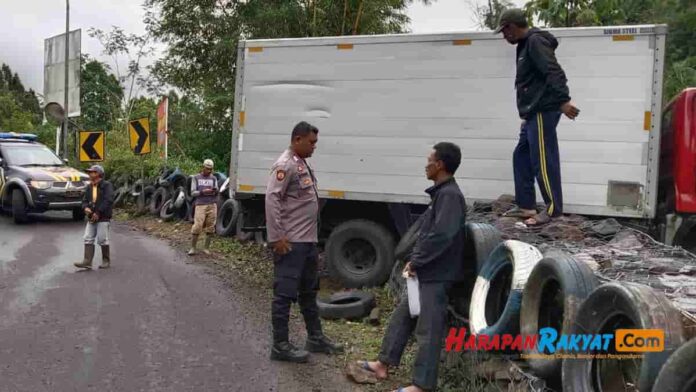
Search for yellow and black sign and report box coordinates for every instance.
[129,118,151,155]
[79,131,105,162]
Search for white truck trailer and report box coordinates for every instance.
[228,25,696,288]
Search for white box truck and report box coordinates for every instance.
[228,24,696,287]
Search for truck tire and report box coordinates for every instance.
[113,186,128,207]
[172,186,186,209]
[521,252,599,379]
[653,338,696,392]
[317,291,376,320]
[149,187,169,216]
[72,208,86,222]
[469,240,542,336]
[326,220,395,288]
[216,199,239,237]
[136,185,155,215]
[12,189,28,224]
[562,282,685,392]
[465,223,503,273]
[185,175,195,202]
[394,214,424,261]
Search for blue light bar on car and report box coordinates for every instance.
[0,132,38,141]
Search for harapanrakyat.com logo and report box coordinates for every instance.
[445,327,664,359]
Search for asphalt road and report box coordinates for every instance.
[0,212,358,392]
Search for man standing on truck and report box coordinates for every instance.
[265,121,343,363]
[74,165,114,270]
[353,142,467,392]
[496,8,580,226]
[188,159,219,256]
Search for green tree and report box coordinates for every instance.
[470,0,514,30]
[80,57,123,131]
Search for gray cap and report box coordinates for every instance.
[494,8,527,34]
[203,159,214,169]
[86,164,105,177]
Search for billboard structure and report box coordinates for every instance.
[44,29,81,117]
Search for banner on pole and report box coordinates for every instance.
[157,97,168,159]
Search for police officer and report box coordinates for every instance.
[265,121,343,363]
[495,9,580,226]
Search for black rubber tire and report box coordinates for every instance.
[465,222,503,273]
[394,214,424,261]
[469,240,543,336]
[387,257,408,300]
[562,282,685,392]
[136,185,156,215]
[131,179,145,197]
[170,173,187,190]
[113,186,128,207]
[171,186,186,209]
[185,175,195,202]
[216,199,239,237]
[326,220,396,289]
[317,291,376,320]
[520,252,600,379]
[12,189,28,224]
[72,208,86,222]
[149,187,169,216]
[653,338,696,392]
[159,199,177,221]
[234,206,255,241]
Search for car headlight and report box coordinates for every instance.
[30,181,53,190]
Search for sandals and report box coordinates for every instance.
[524,211,552,226]
[503,206,537,218]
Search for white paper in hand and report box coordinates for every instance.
[406,275,420,318]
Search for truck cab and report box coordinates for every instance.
[659,88,696,251]
[0,132,89,223]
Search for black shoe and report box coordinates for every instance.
[305,335,344,355]
[270,341,310,363]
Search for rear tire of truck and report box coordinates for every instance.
[72,208,86,222]
[216,199,239,237]
[326,220,395,288]
[12,189,28,224]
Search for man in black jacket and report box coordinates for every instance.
[496,9,580,226]
[75,165,114,270]
[354,142,467,392]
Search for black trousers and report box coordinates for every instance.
[378,281,451,391]
[272,242,322,343]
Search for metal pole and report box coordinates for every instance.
[62,0,70,160]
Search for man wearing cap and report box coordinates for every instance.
[188,159,218,255]
[265,121,343,363]
[495,9,580,226]
[75,165,114,270]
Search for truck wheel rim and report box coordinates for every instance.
[341,238,376,275]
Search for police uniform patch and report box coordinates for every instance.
[276,170,286,181]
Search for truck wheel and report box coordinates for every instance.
[149,187,169,216]
[521,252,599,380]
[562,282,685,392]
[326,220,395,288]
[216,199,239,237]
[469,240,542,336]
[653,338,696,392]
[72,208,86,222]
[317,291,376,320]
[12,189,28,224]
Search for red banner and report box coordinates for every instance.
[157,97,168,158]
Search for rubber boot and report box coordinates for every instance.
[188,234,199,256]
[270,341,310,363]
[305,334,345,355]
[74,244,95,269]
[99,245,111,269]
[203,235,212,255]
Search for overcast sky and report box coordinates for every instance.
[0,0,524,95]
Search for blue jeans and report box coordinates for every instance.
[84,221,110,246]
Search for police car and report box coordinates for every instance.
[0,132,89,223]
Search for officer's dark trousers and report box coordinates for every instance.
[272,242,322,343]
[378,282,451,391]
[513,111,564,217]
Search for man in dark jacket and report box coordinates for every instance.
[75,165,114,270]
[354,142,466,392]
[496,9,580,226]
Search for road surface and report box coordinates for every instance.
[0,213,358,392]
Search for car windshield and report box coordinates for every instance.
[2,145,64,166]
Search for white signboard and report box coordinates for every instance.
[44,29,81,117]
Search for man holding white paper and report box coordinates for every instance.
[353,142,467,392]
